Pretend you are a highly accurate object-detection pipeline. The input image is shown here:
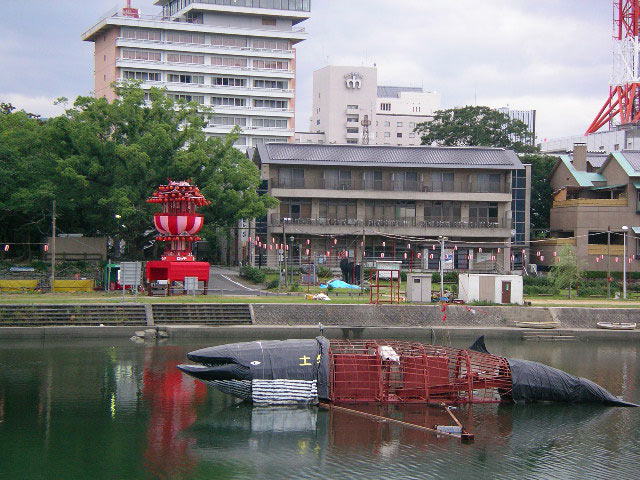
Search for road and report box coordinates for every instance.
[207,266,262,296]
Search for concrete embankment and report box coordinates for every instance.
[0,303,639,340]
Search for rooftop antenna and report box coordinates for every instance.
[123,0,139,18]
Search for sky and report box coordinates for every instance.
[0,0,612,142]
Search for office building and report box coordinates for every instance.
[82,0,311,150]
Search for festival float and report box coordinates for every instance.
[145,180,211,295]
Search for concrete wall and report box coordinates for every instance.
[94,26,119,101]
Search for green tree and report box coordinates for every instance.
[415,105,538,154]
[1,83,276,259]
[521,153,558,234]
[549,245,581,298]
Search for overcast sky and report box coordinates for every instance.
[0,0,611,141]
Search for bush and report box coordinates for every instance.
[443,272,458,283]
[239,265,265,283]
[523,275,552,287]
[400,270,407,281]
[577,286,607,297]
[30,260,48,272]
[289,282,300,292]
[432,272,440,283]
[523,285,560,296]
[318,266,331,278]
[327,283,335,292]
[266,279,280,289]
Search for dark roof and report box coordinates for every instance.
[377,86,423,98]
[621,150,640,171]
[586,154,607,168]
[258,144,523,170]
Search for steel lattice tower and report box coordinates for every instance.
[587,0,640,133]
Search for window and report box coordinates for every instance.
[210,116,247,127]
[384,132,390,138]
[212,76,246,87]
[364,200,394,222]
[253,99,288,109]
[278,168,304,188]
[167,53,204,64]
[384,121,390,127]
[395,201,416,222]
[424,201,461,222]
[477,173,502,193]
[122,28,161,41]
[347,104,359,109]
[279,198,311,220]
[393,171,418,191]
[123,70,161,81]
[397,133,403,138]
[121,49,161,61]
[211,35,247,48]
[252,118,288,128]
[430,172,454,192]
[409,133,415,138]
[347,116,359,122]
[397,121,403,127]
[346,127,359,134]
[316,119,320,125]
[167,93,204,104]
[211,96,246,107]
[409,122,415,128]
[168,74,204,84]
[253,38,289,50]
[254,79,288,89]
[363,171,383,190]
[319,199,357,221]
[166,32,205,44]
[346,139,358,144]
[211,56,247,67]
[325,169,352,189]
[253,59,289,70]
[262,17,277,26]
[469,202,499,224]
[380,103,391,111]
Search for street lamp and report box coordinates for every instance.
[622,225,629,299]
[289,235,295,284]
[438,235,447,298]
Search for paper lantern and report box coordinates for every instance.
[305,249,309,255]
[382,241,386,247]
[403,253,407,259]
[406,243,411,249]
[380,252,385,258]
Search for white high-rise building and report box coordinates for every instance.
[302,65,440,146]
[82,1,310,150]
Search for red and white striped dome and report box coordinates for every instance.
[153,214,203,236]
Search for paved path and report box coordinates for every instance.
[207,266,262,296]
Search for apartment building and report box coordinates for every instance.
[537,143,640,272]
[251,143,529,272]
[303,65,440,146]
[497,107,536,146]
[82,0,310,150]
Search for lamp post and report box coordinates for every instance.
[438,235,447,298]
[622,225,629,299]
[289,235,295,285]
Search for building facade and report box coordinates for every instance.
[538,143,640,272]
[497,107,536,146]
[540,125,640,154]
[82,0,310,150]
[303,65,440,146]
[249,143,530,273]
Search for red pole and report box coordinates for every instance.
[410,250,414,272]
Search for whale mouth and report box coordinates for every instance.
[177,362,251,382]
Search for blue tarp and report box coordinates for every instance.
[319,279,360,290]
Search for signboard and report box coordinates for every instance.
[119,262,142,286]
[443,249,454,269]
[476,252,492,263]
[184,276,199,294]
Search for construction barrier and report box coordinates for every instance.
[0,280,39,292]
[53,279,94,292]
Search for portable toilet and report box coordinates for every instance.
[406,273,433,303]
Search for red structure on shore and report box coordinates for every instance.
[145,180,210,295]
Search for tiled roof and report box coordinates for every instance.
[259,144,523,170]
[620,151,640,171]
[558,155,606,187]
[377,86,424,98]
[586,154,607,168]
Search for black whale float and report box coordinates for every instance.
[177,336,637,407]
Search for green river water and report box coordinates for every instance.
[0,336,638,479]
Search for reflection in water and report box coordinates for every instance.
[0,339,638,480]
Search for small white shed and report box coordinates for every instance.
[406,273,433,303]
[458,274,524,305]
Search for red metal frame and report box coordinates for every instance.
[329,339,512,405]
[369,268,401,304]
[586,0,640,133]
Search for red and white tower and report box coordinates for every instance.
[587,0,640,133]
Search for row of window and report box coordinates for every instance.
[122,70,289,89]
[278,198,500,223]
[121,49,290,70]
[209,116,289,128]
[122,28,290,51]
[162,0,310,16]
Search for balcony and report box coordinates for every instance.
[270,178,511,194]
[587,244,625,255]
[269,215,508,230]
[552,198,628,208]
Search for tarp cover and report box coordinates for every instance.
[507,358,638,407]
[187,337,331,400]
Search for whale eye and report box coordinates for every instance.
[250,361,261,366]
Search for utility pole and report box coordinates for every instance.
[607,226,611,298]
[50,200,56,294]
[282,219,287,286]
[439,235,445,298]
[361,227,366,287]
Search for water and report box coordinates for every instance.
[0,337,638,480]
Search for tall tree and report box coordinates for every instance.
[549,245,581,298]
[521,153,558,235]
[1,83,276,259]
[415,105,538,154]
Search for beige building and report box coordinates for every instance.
[82,0,310,150]
[249,143,529,273]
[302,65,440,146]
[540,143,640,272]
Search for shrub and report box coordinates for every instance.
[318,266,331,278]
[443,272,458,283]
[523,275,552,287]
[327,283,335,292]
[239,265,265,283]
[30,260,48,272]
[266,279,280,289]
[523,285,560,296]
[432,272,440,283]
[289,282,300,292]
[400,270,407,281]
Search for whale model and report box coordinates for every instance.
[177,336,637,407]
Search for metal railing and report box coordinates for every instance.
[270,178,510,194]
[269,215,508,229]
